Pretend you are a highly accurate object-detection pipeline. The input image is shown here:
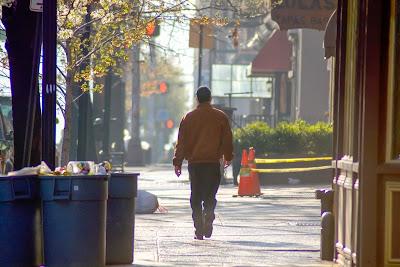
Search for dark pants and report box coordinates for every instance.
[188,163,221,235]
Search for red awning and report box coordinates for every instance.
[248,30,292,76]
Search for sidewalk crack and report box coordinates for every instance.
[217,213,224,226]
[156,231,160,262]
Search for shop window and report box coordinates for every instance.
[211,64,273,98]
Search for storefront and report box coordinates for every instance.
[333,0,400,266]
[270,0,400,265]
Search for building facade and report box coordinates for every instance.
[332,0,400,266]
[291,29,331,123]
[193,1,331,127]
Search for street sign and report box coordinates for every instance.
[30,0,43,12]
[271,0,337,31]
[189,20,214,49]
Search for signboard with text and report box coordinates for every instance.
[271,0,337,31]
[30,0,43,12]
[189,20,214,49]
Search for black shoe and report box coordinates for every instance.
[204,224,213,238]
[194,234,204,240]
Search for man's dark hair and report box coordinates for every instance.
[196,86,212,103]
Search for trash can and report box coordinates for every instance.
[106,172,138,264]
[0,175,42,267]
[40,175,108,267]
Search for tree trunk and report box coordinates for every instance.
[61,63,74,166]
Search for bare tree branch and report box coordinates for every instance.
[57,65,67,80]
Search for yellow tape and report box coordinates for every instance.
[252,165,331,173]
[255,157,332,164]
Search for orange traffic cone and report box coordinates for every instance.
[248,147,262,195]
[237,149,257,196]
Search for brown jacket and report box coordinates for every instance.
[173,103,234,167]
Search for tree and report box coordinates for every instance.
[194,0,274,18]
[0,0,235,167]
[56,0,196,164]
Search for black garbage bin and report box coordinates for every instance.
[106,172,138,265]
[0,175,42,267]
[40,175,108,267]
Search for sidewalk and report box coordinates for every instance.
[120,165,337,267]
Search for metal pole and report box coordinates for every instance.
[270,76,276,127]
[102,73,112,161]
[42,0,57,169]
[77,94,89,160]
[224,92,250,109]
[23,13,42,167]
[127,44,143,166]
[275,73,281,125]
[197,24,203,88]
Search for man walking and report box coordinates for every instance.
[173,86,234,240]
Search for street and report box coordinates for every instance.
[119,165,337,267]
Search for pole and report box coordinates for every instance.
[274,73,281,126]
[102,73,112,161]
[127,44,143,166]
[42,0,57,169]
[197,24,203,88]
[23,13,42,167]
[224,92,250,109]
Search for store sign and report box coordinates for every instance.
[30,0,43,12]
[189,20,214,49]
[271,0,337,31]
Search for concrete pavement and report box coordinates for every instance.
[117,165,337,267]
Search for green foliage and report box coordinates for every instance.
[233,121,272,155]
[270,120,309,154]
[305,122,333,155]
[233,120,333,156]
[58,0,193,88]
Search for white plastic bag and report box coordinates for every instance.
[136,190,159,214]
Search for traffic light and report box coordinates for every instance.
[159,81,167,93]
[141,81,168,96]
[146,20,160,37]
[165,119,174,129]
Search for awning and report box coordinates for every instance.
[323,10,337,59]
[248,30,292,76]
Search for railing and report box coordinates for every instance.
[252,156,332,173]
